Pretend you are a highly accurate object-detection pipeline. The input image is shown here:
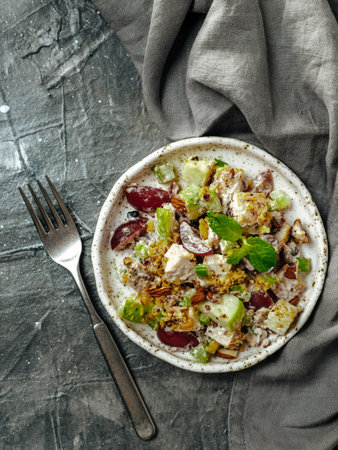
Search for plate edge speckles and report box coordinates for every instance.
[91,137,328,373]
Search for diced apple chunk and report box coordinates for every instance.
[231,192,270,231]
[198,294,245,331]
[182,157,215,187]
[264,299,298,335]
[216,348,238,359]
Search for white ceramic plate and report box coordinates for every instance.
[91,137,328,373]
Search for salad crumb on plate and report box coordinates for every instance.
[110,155,312,364]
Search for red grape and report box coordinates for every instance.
[125,185,170,213]
[180,221,213,256]
[157,326,199,349]
[111,218,148,250]
[249,291,274,310]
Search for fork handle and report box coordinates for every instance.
[72,267,156,441]
[93,322,156,440]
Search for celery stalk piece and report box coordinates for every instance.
[118,297,153,324]
[155,207,173,242]
[297,257,311,272]
[134,240,149,259]
[153,164,176,183]
[198,294,245,331]
[268,190,291,211]
[178,288,196,307]
[190,344,209,363]
[195,264,209,277]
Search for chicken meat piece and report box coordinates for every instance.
[271,264,305,302]
[230,192,271,234]
[291,219,310,243]
[283,239,300,264]
[274,222,291,251]
[250,169,273,196]
[246,327,268,347]
[211,166,251,212]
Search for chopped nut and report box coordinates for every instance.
[148,287,171,297]
[171,196,187,212]
[290,296,300,306]
[285,266,297,279]
[199,218,209,239]
[207,290,213,299]
[190,287,206,304]
[123,257,133,266]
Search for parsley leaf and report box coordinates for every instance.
[244,237,277,272]
[207,212,243,242]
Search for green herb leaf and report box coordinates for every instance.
[297,257,311,272]
[262,274,278,286]
[227,246,249,265]
[244,237,277,272]
[207,212,243,242]
[215,159,228,167]
[195,264,209,278]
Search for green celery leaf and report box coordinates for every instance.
[207,212,243,242]
[244,237,277,272]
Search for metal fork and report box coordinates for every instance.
[19,176,156,441]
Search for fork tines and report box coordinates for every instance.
[19,176,74,238]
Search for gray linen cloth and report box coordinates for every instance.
[91,0,338,448]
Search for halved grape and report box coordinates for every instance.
[125,185,170,212]
[248,291,274,310]
[157,327,199,349]
[180,221,213,256]
[111,218,148,250]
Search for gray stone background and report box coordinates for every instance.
[0,1,233,449]
[2,1,338,449]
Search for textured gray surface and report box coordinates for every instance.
[0,1,233,449]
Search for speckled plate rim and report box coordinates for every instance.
[91,137,328,373]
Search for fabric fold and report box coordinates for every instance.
[91,0,338,448]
